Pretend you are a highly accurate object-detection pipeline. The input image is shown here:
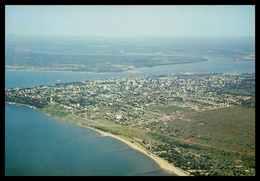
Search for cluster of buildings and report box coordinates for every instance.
[5,73,255,126]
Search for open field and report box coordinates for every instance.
[144,106,254,154]
[185,106,255,154]
[140,105,255,176]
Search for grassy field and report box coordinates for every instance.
[40,103,255,175]
[40,103,149,144]
[185,106,255,154]
[143,106,255,176]
[145,106,255,154]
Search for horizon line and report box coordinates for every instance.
[5,34,255,38]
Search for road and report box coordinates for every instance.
[129,127,153,148]
[156,132,255,156]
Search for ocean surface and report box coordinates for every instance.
[5,56,254,176]
[5,104,172,176]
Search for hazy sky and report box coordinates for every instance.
[5,5,255,37]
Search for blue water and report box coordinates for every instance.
[5,71,179,176]
[5,55,254,176]
[5,103,174,176]
[132,56,255,75]
[5,56,254,89]
[5,71,137,89]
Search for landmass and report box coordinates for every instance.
[5,55,207,74]
[5,72,255,176]
[5,36,255,74]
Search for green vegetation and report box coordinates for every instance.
[185,107,255,153]
[92,126,148,143]
[149,133,254,176]
[5,72,255,176]
[144,106,255,153]
[5,55,207,73]
[149,105,195,115]
[240,97,255,108]
[41,104,71,119]
[144,106,255,176]
[40,102,149,144]
[6,97,255,176]
[5,94,48,108]
[6,36,254,74]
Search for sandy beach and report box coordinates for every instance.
[6,101,189,176]
[84,125,190,176]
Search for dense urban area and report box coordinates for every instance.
[5,72,255,176]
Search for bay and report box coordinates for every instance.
[5,55,254,176]
[5,103,174,176]
[5,56,255,89]
[132,56,255,75]
[5,70,136,89]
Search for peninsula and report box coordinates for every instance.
[5,72,255,176]
[5,55,207,74]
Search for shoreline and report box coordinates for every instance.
[5,68,143,74]
[5,101,190,176]
[5,58,208,75]
[84,125,190,176]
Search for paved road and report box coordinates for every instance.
[146,135,153,148]
[130,127,153,148]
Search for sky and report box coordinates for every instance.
[5,5,255,37]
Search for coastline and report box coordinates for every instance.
[83,125,190,176]
[5,101,37,109]
[5,58,208,75]
[5,101,190,176]
[5,68,142,74]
